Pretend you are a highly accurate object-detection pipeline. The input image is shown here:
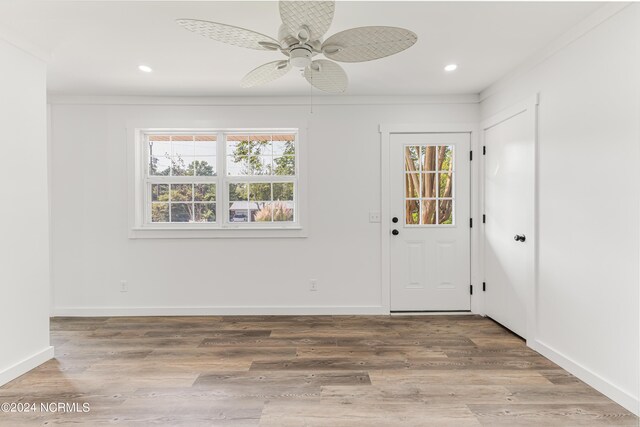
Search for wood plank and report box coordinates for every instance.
[0,315,633,426]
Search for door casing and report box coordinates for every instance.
[479,94,539,342]
[380,123,481,314]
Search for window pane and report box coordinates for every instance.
[405,173,419,198]
[250,202,269,222]
[194,138,216,156]
[404,146,419,172]
[227,137,269,156]
[438,146,454,171]
[248,156,272,175]
[229,202,248,222]
[273,182,294,201]
[170,203,192,222]
[438,199,453,224]
[172,139,194,157]
[421,200,436,225]
[250,139,271,156]
[273,140,295,156]
[195,203,216,222]
[406,200,419,225]
[191,157,216,176]
[171,157,193,176]
[171,184,192,202]
[151,203,169,222]
[227,156,250,176]
[150,156,170,176]
[421,146,437,171]
[253,203,273,222]
[149,140,171,158]
[438,172,453,198]
[421,173,437,198]
[194,184,216,201]
[273,201,294,222]
[249,183,271,201]
[229,183,248,201]
[273,156,295,175]
[151,184,169,202]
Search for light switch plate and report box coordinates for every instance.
[369,211,381,223]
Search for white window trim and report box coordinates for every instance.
[128,127,308,239]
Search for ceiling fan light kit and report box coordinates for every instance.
[177,1,418,93]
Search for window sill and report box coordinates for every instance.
[128,226,306,239]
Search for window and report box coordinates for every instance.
[225,134,296,224]
[133,129,301,236]
[147,134,218,224]
[404,144,454,225]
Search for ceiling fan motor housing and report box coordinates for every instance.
[289,46,313,68]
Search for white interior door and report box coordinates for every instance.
[483,109,535,338]
[390,133,471,311]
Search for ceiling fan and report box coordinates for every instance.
[176,1,418,93]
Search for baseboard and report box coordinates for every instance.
[52,306,387,317]
[529,339,639,416]
[0,346,54,387]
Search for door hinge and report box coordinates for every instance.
[470,284,473,295]
[483,146,486,155]
[470,218,473,228]
[482,214,486,224]
[482,282,486,292]
[470,150,473,161]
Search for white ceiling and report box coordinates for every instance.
[0,1,603,96]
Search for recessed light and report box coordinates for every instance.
[138,65,153,73]
[444,64,458,72]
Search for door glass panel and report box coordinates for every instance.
[405,173,419,198]
[438,146,454,171]
[421,200,436,225]
[404,146,420,172]
[405,200,419,225]
[438,199,454,224]
[404,144,455,226]
[421,146,437,171]
[421,173,436,198]
[438,173,453,198]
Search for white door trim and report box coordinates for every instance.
[480,94,539,341]
[379,123,480,313]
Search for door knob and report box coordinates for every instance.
[514,234,526,242]
[392,229,399,236]
[392,217,399,223]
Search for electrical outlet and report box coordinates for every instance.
[369,211,381,223]
[310,279,318,292]
[120,280,128,293]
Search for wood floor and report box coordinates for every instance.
[0,315,636,426]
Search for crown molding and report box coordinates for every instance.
[47,94,480,106]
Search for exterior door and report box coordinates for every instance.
[483,108,535,338]
[390,133,471,311]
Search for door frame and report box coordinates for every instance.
[379,123,481,313]
[479,94,539,342]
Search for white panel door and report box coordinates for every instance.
[484,110,535,338]
[390,133,471,311]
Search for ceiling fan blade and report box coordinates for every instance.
[176,19,280,51]
[279,1,335,41]
[322,26,417,63]
[303,59,347,93]
[241,60,292,88]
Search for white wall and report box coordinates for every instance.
[481,4,640,414]
[0,38,53,385]
[49,98,478,315]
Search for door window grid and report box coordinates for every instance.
[142,131,298,228]
[404,145,455,226]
